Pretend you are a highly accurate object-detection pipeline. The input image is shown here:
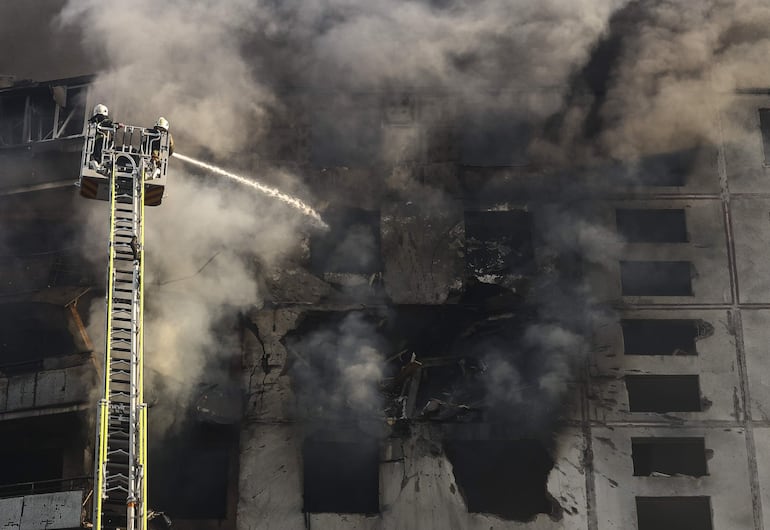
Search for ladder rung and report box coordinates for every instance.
[110,358,131,365]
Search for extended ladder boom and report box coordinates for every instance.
[88,125,161,530]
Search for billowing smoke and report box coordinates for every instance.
[534,0,770,165]
[284,312,386,418]
[55,0,636,156]
[481,324,582,425]
[53,0,770,435]
[477,205,624,429]
[57,0,275,154]
[76,172,304,432]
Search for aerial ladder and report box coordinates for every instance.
[78,112,171,530]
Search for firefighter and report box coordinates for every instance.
[88,103,114,172]
[149,116,174,179]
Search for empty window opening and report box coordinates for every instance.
[636,497,712,530]
[444,440,559,521]
[310,208,381,274]
[626,375,702,412]
[760,109,770,166]
[620,261,692,296]
[621,319,712,355]
[0,302,83,374]
[149,421,233,520]
[615,209,688,243]
[303,439,380,514]
[632,438,708,477]
[0,448,63,488]
[0,413,86,497]
[464,210,534,276]
[632,147,702,187]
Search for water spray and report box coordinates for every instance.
[174,153,328,229]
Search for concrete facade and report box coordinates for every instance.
[0,491,84,530]
[0,73,768,530]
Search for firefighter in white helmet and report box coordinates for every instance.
[88,103,115,172]
[149,116,174,179]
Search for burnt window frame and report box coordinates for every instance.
[615,209,689,243]
[620,319,701,356]
[636,496,713,530]
[619,261,693,297]
[625,374,703,413]
[631,437,708,477]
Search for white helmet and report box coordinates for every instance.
[155,117,170,131]
[93,103,108,117]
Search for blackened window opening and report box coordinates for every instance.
[632,147,702,187]
[464,210,534,276]
[636,496,713,530]
[0,413,85,492]
[621,319,700,355]
[759,109,770,166]
[632,438,708,477]
[626,375,702,412]
[615,209,688,243]
[620,261,692,296]
[0,303,81,373]
[149,421,233,519]
[310,208,382,274]
[444,440,556,521]
[303,439,380,514]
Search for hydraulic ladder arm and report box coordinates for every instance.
[83,123,169,530]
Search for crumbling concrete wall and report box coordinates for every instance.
[0,491,83,530]
[0,362,96,415]
[237,423,588,530]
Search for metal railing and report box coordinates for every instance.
[0,475,92,499]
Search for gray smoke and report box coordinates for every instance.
[533,0,770,165]
[51,0,770,433]
[285,312,386,418]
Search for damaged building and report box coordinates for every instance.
[3,2,770,530]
